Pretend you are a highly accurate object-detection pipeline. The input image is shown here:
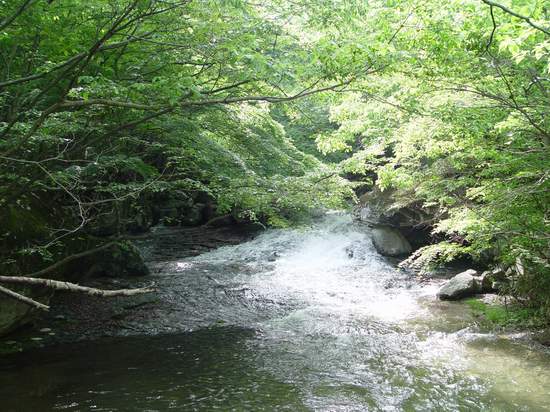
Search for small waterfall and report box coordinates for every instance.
[3,212,550,411]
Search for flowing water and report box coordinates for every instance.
[1,212,550,411]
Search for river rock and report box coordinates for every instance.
[479,271,495,293]
[81,241,149,279]
[204,214,235,228]
[0,295,33,336]
[478,267,509,293]
[0,286,51,336]
[437,269,481,300]
[371,226,412,257]
[534,329,550,347]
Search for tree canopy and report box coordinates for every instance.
[0,0,549,317]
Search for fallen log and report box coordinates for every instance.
[0,275,155,311]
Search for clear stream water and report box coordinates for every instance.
[1,212,550,411]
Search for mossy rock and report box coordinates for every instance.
[0,286,51,337]
[0,295,32,336]
[79,241,150,279]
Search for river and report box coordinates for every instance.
[1,212,550,411]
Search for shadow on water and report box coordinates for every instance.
[2,323,549,411]
[2,213,550,411]
[0,327,308,411]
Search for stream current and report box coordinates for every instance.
[1,212,550,411]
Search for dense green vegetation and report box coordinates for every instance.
[0,0,357,275]
[316,0,550,318]
[0,1,549,321]
[466,298,541,328]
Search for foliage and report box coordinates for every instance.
[0,0,549,318]
[465,298,544,329]
[319,0,550,313]
[0,0,359,273]
[399,242,469,275]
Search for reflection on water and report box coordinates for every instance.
[1,212,550,411]
[0,328,308,411]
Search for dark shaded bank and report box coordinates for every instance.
[0,327,307,412]
[0,187,220,337]
[2,213,550,411]
[354,189,550,344]
[0,222,260,352]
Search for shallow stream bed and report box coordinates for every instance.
[1,213,550,411]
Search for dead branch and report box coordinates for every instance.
[0,238,155,311]
[0,276,155,298]
[0,277,155,311]
[0,284,50,311]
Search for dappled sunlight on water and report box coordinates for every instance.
[1,212,550,411]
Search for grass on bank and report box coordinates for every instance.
[465,298,545,329]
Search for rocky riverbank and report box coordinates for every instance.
[2,212,550,411]
[0,223,260,354]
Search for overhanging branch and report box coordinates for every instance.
[0,0,35,32]
[55,78,353,111]
[0,37,151,89]
[481,0,550,36]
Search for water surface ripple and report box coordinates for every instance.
[1,213,550,411]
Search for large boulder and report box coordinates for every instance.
[180,203,205,227]
[60,241,149,282]
[0,294,32,336]
[479,268,502,292]
[476,266,511,293]
[356,188,434,250]
[153,192,213,227]
[437,269,481,300]
[0,286,51,336]
[356,187,432,227]
[371,226,413,257]
[204,214,236,228]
